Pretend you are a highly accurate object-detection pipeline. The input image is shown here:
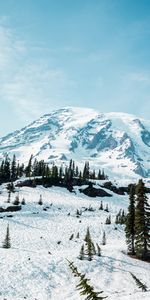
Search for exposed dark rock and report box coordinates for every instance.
[102,181,128,195]
[141,129,150,147]
[134,162,146,177]
[0,205,21,213]
[80,184,112,198]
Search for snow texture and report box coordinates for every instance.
[0,183,149,299]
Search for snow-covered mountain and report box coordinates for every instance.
[0,107,150,179]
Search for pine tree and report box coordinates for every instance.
[105,215,111,225]
[68,261,107,300]
[21,198,26,205]
[59,165,63,179]
[38,194,43,205]
[134,179,150,260]
[51,164,58,179]
[79,244,85,260]
[11,154,17,181]
[69,234,74,240]
[3,155,11,182]
[13,194,20,205]
[120,210,126,224]
[84,227,91,243]
[102,231,106,245]
[25,155,33,178]
[76,209,81,217]
[76,232,80,238]
[84,229,95,261]
[75,166,79,177]
[7,191,11,203]
[98,169,102,180]
[99,201,103,210]
[96,243,101,257]
[125,184,135,255]
[130,272,147,292]
[83,161,90,179]
[104,204,109,212]
[7,182,15,193]
[115,214,119,224]
[79,171,82,179]
[3,224,11,248]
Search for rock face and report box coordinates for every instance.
[0,107,150,179]
[79,185,112,198]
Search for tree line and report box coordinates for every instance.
[0,154,108,185]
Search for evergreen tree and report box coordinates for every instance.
[7,182,15,193]
[3,155,11,182]
[134,179,150,260]
[21,198,26,205]
[7,191,11,203]
[98,169,102,180]
[68,159,74,180]
[99,201,103,210]
[101,169,106,180]
[104,204,109,212]
[32,158,39,176]
[96,243,101,257]
[52,164,58,179]
[76,209,81,217]
[105,215,111,225]
[25,155,33,177]
[125,185,135,255]
[120,210,126,224]
[59,165,63,179]
[130,272,147,292]
[13,194,20,205]
[38,194,43,205]
[90,170,96,180]
[79,171,82,179]
[3,224,11,248]
[115,214,119,225]
[75,166,79,177]
[102,231,106,245]
[45,164,50,179]
[76,232,80,238]
[84,227,91,243]
[11,154,17,181]
[84,228,95,261]
[17,163,24,178]
[68,261,107,300]
[69,234,74,240]
[79,244,85,260]
[83,161,90,179]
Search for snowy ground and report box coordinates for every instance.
[0,185,149,300]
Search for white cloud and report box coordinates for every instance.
[0,22,75,122]
[2,64,75,119]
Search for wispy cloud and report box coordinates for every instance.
[127,72,150,84]
[0,21,75,122]
[2,64,75,119]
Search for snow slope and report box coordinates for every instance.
[0,184,149,300]
[0,107,150,179]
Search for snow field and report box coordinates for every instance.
[0,186,149,299]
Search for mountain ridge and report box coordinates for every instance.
[0,107,150,179]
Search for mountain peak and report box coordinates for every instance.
[0,107,150,179]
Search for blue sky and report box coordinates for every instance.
[0,0,150,135]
